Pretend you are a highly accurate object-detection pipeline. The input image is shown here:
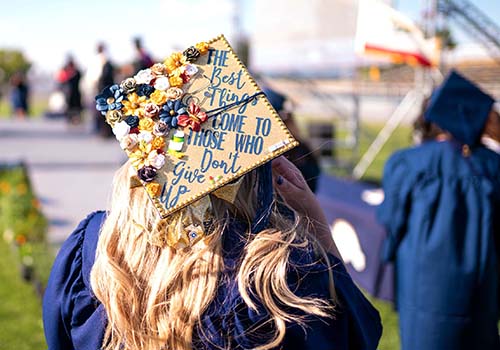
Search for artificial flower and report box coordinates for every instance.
[124,115,140,128]
[112,121,131,140]
[195,42,209,54]
[150,90,168,106]
[159,100,187,128]
[134,68,154,85]
[130,127,140,134]
[147,150,166,169]
[153,121,170,137]
[169,75,184,88]
[143,103,160,118]
[95,84,124,115]
[130,148,149,169]
[154,76,170,91]
[151,63,168,77]
[165,87,184,100]
[177,102,208,132]
[139,117,155,132]
[185,64,198,76]
[164,52,187,76]
[138,130,154,144]
[120,78,136,94]
[119,133,139,151]
[151,136,166,150]
[138,166,157,182]
[136,84,155,97]
[146,182,161,197]
[183,46,201,62]
[105,109,123,127]
[180,71,191,84]
[122,93,147,116]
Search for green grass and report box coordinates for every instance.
[0,239,46,350]
[0,98,48,118]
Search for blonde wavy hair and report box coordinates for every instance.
[90,161,335,350]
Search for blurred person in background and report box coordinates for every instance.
[377,70,500,350]
[84,42,116,137]
[264,87,321,192]
[481,103,500,154]
[57,56,83,125]
[9,71,29,119]
[132,37,154,73]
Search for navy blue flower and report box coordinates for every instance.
[159,100,187,128]
[136,84,155,98]
[124,115,139,128]
[138,166,157,182]
[95,85,124,115]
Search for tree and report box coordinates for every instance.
[0,49,31,95]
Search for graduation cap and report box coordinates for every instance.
[263,88,286,112]
[425,70,494,146]
[95,35,297,223]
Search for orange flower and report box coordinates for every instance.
[146,182,161,197]
[122,93,147,116]
[151,137,166,150]
[195,42,210,55]
[139,117,155,132]
[164,52,187,75]
[169,75,183,88]
[150,90,168,106]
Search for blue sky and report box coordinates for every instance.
[1,0,499,72]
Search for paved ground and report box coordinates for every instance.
[0,117,125,245]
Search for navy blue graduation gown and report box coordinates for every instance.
[378,140,500,350]
[43,211,381,350]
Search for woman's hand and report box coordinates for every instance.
[272,156,342,259]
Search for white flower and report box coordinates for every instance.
[185,64,198,76]
[148,151,166,169]
[154,76,170,91]
[134,69,154,85]
[138,130,153,143]
[112,121,131,140]
[119,133,138,150]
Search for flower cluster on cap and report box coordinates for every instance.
[95,42,210,196]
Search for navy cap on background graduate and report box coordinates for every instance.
[425,70,495,147]
[377,69,500,350]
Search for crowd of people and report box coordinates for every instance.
[32,37,154,134]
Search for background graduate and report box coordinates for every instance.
[377,70,500,350]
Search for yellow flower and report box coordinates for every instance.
[16,183,27,195]
[129,148,149,169]
[151,137,166,150]
[139,141,153,154]
[139,117,155,131]
[169,75,183,88]
[195,42,210,55]
[150,90,168,106]
[164,52,187,75]
[146,182,161,197]
[122,93,147,116]
[0,181,11,194]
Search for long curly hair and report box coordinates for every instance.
[90,161,335,350]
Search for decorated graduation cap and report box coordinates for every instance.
[425,70,494,146]
[95,35,297,248]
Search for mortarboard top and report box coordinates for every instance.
[263,88,286,112]
[96,35,297,219]
[425,70,494,146]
